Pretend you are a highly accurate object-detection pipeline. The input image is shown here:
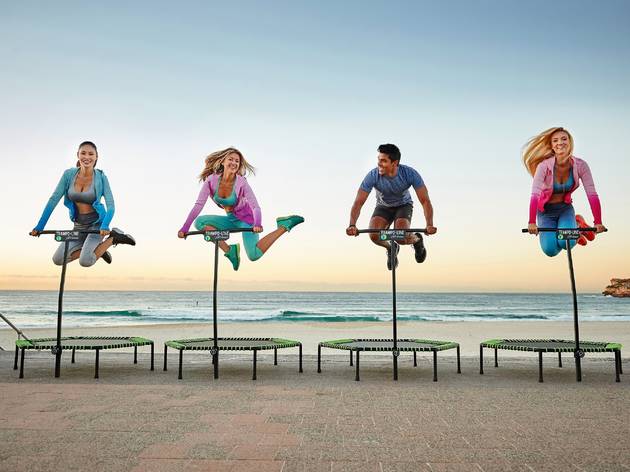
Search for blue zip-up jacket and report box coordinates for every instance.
[33,168,115,232]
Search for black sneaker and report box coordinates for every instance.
[413,233,427,263]
[110,228,136,246]
[101,251,112,264]
[386,243,400,270]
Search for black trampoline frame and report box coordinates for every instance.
[318,338,460,381]
[24,230,154,379]
[15,336,154,379]
[166,229,304,380]
[479,339,622,383]
[317,228,460,381]
[163,337,303,380]
[478,227,621,383]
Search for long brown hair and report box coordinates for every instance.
[522,127,574,176]
[198,147,255,182]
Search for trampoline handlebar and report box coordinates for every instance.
[521,227,607,233]
[36,229,101,236]
[357,228,428,234]
[184,228,255,237]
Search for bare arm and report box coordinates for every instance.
[346,189,369,235]
[414,185,437,234]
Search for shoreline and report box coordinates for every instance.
[2,320,627,356]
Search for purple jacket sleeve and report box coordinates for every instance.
[179,182,210,233]
[241,178,262,227]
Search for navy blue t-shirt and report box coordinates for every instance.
[360,164,424,207]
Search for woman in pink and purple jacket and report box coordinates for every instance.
[523,127,606,257]
[178,147,304,270]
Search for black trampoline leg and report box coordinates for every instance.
[479,345,484,375]
[433,349,438,382]
[457,345,461,374]
[211,353,215,365]
[134,346,138,364]
[71,348,75,364]
[163,345,168,371]
[95,349,100,379]
[393,352,398,381]
[252,349,257,381]
[298,344,303,373]
[213,351,219,380]
[619,351,623,374]
[14,346,18,370]
[494,348,498,368]
[150,343,154,371]
[178,350,183,380]
[615,351,621,383]
[349,350,353,366]
[558,352,562,368]
[274,348,277,366]
[575,353,582,383]
[414,350,417,367]
[538,351,543,383]
[317,344,321,373]
[355,350,360,381]
[19,348,25,379]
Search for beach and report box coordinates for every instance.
[1,321,628,471]
[2,320,629,356]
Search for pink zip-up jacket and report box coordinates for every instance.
[179,173,262,233]
[529,156,602,225]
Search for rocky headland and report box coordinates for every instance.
[602,278,630,297]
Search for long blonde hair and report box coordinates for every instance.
[198,147,255,182]
[522,127,574,176]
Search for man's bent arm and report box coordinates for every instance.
[415,186,434,228]
[349,189,369,226]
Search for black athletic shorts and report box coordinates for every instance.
[371,203,413,225]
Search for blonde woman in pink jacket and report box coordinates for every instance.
[178,147,304,270]
[523,127,606,256]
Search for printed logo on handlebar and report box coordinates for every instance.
[379,229,406,241]
[54,231,81,242]
[204,230,230,242]
[557,229,580,240]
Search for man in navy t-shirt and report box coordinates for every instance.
[346,143,437,269]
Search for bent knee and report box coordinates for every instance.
[52,255,64,266]
[79,254,97,267]
[246,248,264,262]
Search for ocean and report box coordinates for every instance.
[0,291,629,329]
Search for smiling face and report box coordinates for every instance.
[377,152,398,176]
[222,152,241,175]
[550,130,571,158]
[77,144,98,169]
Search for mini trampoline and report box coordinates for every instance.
[15,336,155,379]
[480,339,622,382]
[164,337,303,380]
[318,338,460,381]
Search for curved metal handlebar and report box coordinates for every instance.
[184,228,254,238]
[521,227,607,233]
[35,230,102,236]
[357,228,428,234]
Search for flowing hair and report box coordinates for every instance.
[198,147,255,182]
[75,141,98,168]
[522,127,574,176]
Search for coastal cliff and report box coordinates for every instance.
[603,278,630,297]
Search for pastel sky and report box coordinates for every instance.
[1,1,629,292]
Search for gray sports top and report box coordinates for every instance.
[67,173,96,204]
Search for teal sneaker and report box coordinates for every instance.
[224,244,240,271]
[276,215,305,232]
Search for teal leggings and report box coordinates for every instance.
[194,213,264,261]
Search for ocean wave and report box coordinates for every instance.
[62,310,143,318]
[260,310,382,322]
